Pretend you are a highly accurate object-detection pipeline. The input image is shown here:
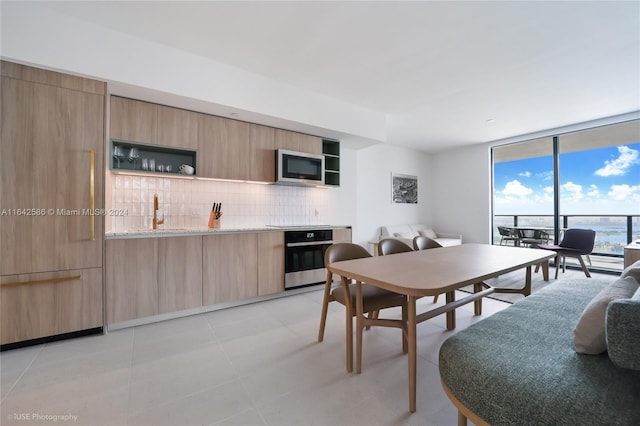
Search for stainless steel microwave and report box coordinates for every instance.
[276,149,325,186]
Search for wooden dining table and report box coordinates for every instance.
[327,243,555,413]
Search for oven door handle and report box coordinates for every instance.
[286,240,334,248]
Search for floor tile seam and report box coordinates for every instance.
[123,326,137,426]
[234,378,272,424]
[209,406,265,426]
[126,375,242,419]
[0,345,44,405]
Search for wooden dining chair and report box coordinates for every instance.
[318,243,407,372]
[377,238,413,256]
[412,235,442,251]
[412,236,443,303]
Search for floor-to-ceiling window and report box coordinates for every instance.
[492,120,640,272]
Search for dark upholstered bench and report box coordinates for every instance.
[439,277,640,425]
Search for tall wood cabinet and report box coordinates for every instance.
[0,61,105,345]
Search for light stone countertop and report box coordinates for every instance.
[105,225,349,239]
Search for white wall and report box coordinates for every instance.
[431,143,492,244]
[353,143,432,250]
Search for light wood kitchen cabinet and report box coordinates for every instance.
[1,61,105,346]
[1,68,105,276]
[111,97,199,150]
[333,228,352,243]
[157,104,199,150]
[203,233,258,304]
[110,96,157,144]
[158,236,203,313]
[1,268,103,345]
[198,114,251,180]
[258,231,285,296]
[250,123,276,182]
[105,238,158,323]
[275,129,322,154]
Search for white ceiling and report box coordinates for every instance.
[38,1,640,152]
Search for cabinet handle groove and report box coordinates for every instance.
[90,148,95,241]
[1,275,82,288]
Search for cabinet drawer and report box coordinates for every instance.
[1,268,103,345]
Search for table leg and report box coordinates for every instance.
[541,259,549,281]
[402,296,408,354]
[524,265,532,296]
[473,283,483,315]
[446,291,456,330]
[355,280,364,374]
[343,276,353,373]
[408,295,417,413]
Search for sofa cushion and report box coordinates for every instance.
[382,224,413,238]
[574,276,639,354]
[432,238,456,247]
[606,286,640,370]
[393,232,413,239]
[620,259,640,282]
[409,224,429,235]
[418,229,437,239]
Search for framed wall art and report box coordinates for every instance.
[392,173,418,204]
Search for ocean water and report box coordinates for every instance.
[494,217,640,255]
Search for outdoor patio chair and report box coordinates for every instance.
[517,228,550,247]
[537,228,596,278]
[497,226,520,246]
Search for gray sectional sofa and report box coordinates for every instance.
[439,262,640,425]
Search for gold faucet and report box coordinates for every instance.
[153,193,164,230]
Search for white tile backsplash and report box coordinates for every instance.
[105,172,334,232]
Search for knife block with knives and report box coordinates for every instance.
[208,202,223,229]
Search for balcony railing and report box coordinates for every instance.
[493,214,639,273]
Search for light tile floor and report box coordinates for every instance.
[1,289,512,426]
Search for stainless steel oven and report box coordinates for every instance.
[284,229,333,289]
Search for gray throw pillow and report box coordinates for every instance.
[606,288,640,370]
[574,276,639,354]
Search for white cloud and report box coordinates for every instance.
[594,145,639,177]
[607,184,640,201]
[518,171,531,178]
[502,180,532,197]
[561,181,583,201]
[537,170,554,181]
[587,184,600,198]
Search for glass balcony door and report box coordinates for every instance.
[492,120,640,273]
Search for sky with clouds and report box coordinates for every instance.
[494,143,640,215]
